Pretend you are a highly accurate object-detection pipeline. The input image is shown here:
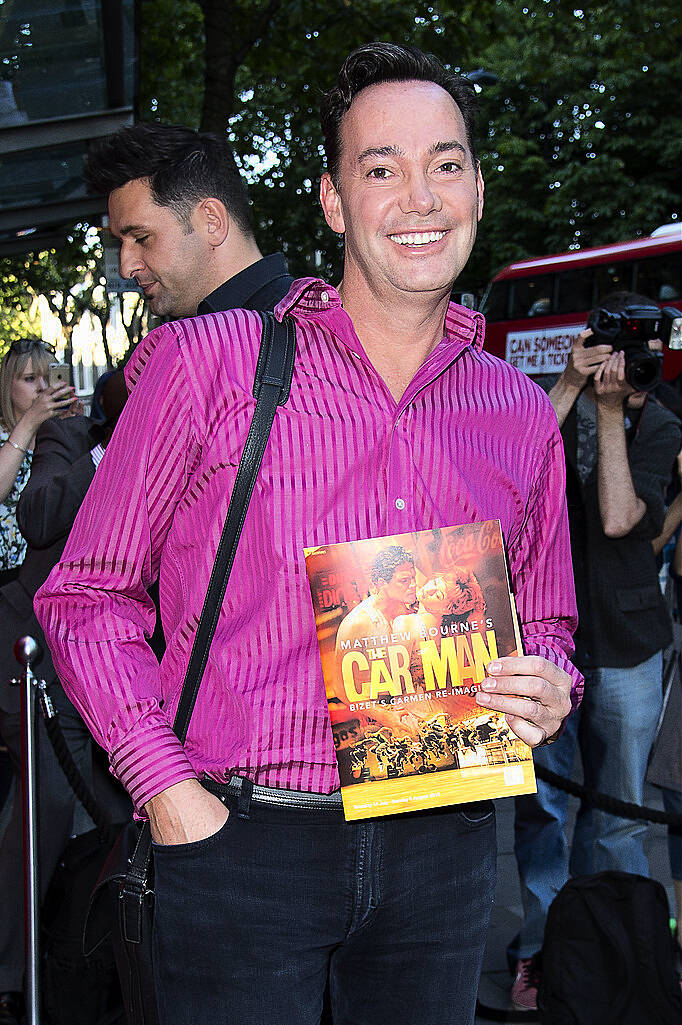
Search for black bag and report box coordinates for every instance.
[36,698,130,1024]
[87,310,297,1025]
[87,821,154,1025]
[538,870,682,1025]
[41,828,125,1025]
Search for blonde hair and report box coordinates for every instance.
[0,340,54,432]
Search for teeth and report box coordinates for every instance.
[390,231,445,246]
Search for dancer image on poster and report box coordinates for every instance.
[333,544,424,737]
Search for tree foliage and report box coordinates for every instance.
[0,266,42,353]
[3,0,680,357]
[137,0,682,296]
[138,0,205,127]
[466,0,682,288]
[140,1,477,281]
[0,227,152,362]
[0,229,95,361]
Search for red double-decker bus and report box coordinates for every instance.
[479,225,682,380]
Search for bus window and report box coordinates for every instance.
[556,267,596,314]
[479,280,510,322]
[594,260,635,297]
[635,252,682,302]
[509,273,555,319]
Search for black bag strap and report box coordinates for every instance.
[121,311,296,945]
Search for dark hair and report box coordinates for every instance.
[596,290,656,314]
[320,42,478,184]
[84,123,253,235]
[370,545,415,587]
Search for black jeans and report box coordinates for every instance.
[151,783,496,1025]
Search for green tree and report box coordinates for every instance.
[0,228,95,364]
[0,268,42,353]
[138,0,204,127]
[139,0,479,280]
[5,0,680,360]
[465,0,682,290]
[0,228,152,366]
[138,0,680,296]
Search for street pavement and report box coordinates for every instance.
[474,781,676,1025]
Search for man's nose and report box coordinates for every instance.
[119,241,143,281]
[400,173,442,216]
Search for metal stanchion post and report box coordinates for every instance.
[11,636,47,1025]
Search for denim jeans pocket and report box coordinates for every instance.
[456,800,494,825]
[151,810,233,859]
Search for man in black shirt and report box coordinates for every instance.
[84,123,294,319]
[509,292,681,1012]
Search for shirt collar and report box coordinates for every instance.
[199,253,291,314]
[275,277,486,357]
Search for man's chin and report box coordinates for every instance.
[387,265,466,297]
[148,294,181,319]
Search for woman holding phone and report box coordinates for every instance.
[0,339,74,584]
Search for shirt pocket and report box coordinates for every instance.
[615,584,662,613]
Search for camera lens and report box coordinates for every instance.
[625,350,662,392]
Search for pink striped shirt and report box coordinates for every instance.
[35,278,582,813]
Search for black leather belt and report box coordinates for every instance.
[202,774,343,811]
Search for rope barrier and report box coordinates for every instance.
[43,713,119,844]
[534,763,682,826]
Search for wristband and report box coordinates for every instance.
[5,439,28,454]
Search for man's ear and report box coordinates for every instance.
[319,173,345,235]
[476,162,485,223]
[196,197,229,246]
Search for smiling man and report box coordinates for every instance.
[36,43,582,1025]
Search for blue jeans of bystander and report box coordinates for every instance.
[510,650,663,961]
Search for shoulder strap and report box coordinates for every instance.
[121,312,296,948]
[173,310,296,743]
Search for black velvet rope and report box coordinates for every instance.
[43,701,682,834]
[43,713,119,844]
[534,763,682,826]
[44,712,682,832]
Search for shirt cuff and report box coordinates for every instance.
[110,720,199,815]
[522,638,584,712]
[90,443,106,468]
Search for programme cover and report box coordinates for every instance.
[304,521,537,820]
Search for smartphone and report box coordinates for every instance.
[48,362,72,388]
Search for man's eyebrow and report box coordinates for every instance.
[117,224,149,236]
[357,145,406,163]
[356,141,469,164]
[429,140,468,157]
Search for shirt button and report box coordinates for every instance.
[395,498,406,510]
[320,290,329,303]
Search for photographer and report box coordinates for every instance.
[508,291,682,1011]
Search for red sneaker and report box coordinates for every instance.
[511,955,541,1011]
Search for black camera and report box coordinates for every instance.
[585,304,682,392]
